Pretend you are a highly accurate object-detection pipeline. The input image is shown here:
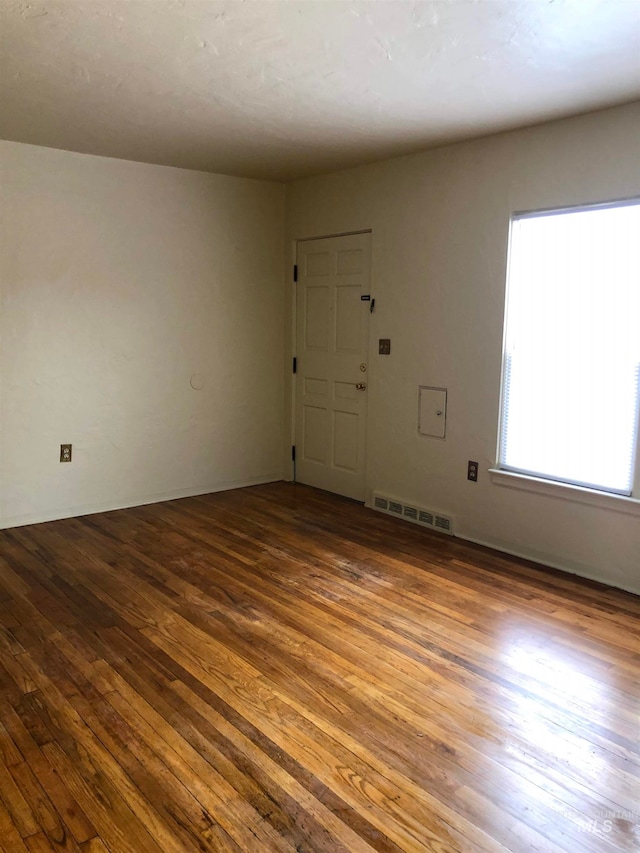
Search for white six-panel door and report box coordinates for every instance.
[295,232,371,501]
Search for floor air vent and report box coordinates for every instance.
[373,493,454,535]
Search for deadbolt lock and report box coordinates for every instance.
[360,363,367,372]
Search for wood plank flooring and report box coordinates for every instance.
[0,482,638,853]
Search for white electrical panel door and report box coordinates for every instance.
[418,386,447,438]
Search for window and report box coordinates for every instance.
[498,199,640,496]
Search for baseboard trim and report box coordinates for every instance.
[0,473,283,530]
[458,533,640,598]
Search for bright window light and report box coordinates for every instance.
[499,200,640,496]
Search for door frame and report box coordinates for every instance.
[289,229,373,501]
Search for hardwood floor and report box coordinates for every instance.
[0,483,638,853]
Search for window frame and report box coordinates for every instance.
[494,195,640,510]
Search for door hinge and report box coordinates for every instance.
[293,264,298,282]
[292,357,297,374]
[291,445,296,461]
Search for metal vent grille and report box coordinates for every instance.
[372,493,453,535]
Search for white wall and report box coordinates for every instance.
[285,103,640,595]
[0,142,285,527]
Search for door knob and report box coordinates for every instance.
[355,382,367,391]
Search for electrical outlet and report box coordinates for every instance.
[467,460,478,481]
[60,444,72,463]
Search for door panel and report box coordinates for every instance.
[305,250,331,277]
[303,405,327,464]
[337,248,364,274]
[304,286,330,350]
[333,410,358,471]
[336,286,362,352]
[295,232,370,501]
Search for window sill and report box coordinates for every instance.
[488,469,640,517]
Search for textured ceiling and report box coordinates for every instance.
[1,0,639,181]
